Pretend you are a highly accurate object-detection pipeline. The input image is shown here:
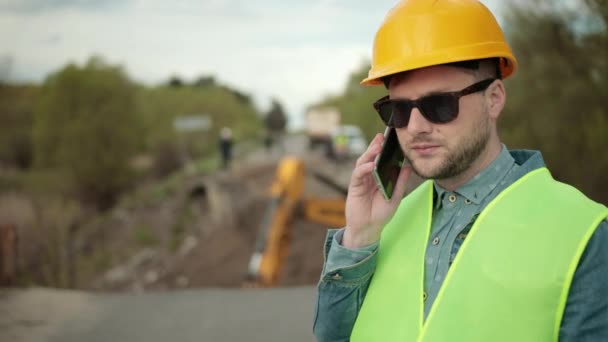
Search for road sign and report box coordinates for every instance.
[173,115,212,132]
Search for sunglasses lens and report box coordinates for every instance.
[377,102,395,126]
[375,94,459,128]
[392,102,412,128]
[419,95,458,123]
[377,101,413,128]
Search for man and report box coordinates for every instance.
[313,0,608,341]
[219,127,233,169]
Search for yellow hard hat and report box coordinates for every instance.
[361,0,518,86]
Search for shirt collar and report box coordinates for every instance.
[434,145,516,207]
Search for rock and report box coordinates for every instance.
[144,270,159,284]
[178,236,198,257]
[104,266,129,285]
[176,275,189,288]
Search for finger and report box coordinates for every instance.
[356,133,383,165]
[355,133,384,167]
[349,161,376,189]
[389,165,412,204]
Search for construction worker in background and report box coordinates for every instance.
[218,127,233,169]
[331,131,349,161]
[313,1,608,341]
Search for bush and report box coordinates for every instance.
[33,56,141,209]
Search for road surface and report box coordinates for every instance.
[1,286,317,342]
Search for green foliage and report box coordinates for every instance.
[311,63,387,141]
[5,56,263,211]
[0,168,69,195]
[26,197,82,288]
[0,84,39,169]
[33,56,141,208]
[133,224,159,246]
[170,204,194,252]
[501,0,608,204]
[136,81,262,164]
[264,98,288,132]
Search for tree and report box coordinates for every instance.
[264,98,288,133]
[0,84,38,169]
[33,56,141,209]
[136,79,263,165]
[167,75,184,88]
[501,0,608,204]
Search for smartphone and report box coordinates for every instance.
[373,127,406,200]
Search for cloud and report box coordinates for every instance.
[38,33,62,45]
[0,0,503,129]
[0,0,132,13]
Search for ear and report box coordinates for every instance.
[486,80,506,121]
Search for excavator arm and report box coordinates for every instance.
[246,156,346,287]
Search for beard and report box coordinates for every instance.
[405,113,491,180]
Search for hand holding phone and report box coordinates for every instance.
[342,127,411,249]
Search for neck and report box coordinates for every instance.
[436,139,502,192]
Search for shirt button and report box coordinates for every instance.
[432,237,440,245]
[423,292,428,301]
[464,199,472,205]
[331,273,342,280]
[448,194,456,202]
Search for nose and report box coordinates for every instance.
[406,107,433,135]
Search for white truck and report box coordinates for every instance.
[305,107,340,150]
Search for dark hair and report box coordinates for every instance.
[445,58,502,80]
[382,57,502,88]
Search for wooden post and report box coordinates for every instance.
[0,224,18,286]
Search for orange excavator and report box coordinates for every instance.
[245,156,347,287]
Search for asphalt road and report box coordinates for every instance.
[1,286,317,342]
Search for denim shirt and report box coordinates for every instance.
[313,147,608,341]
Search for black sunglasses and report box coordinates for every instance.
[373,78,496,128]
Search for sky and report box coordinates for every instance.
[0,0,502,129]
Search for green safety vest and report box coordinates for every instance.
[351,168,608,341]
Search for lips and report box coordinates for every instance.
[410,144,439,155]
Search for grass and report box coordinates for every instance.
[170,204,195,252]
[133,224,159,246]
[0,168,70,195]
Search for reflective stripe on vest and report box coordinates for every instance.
[351,168,608,341]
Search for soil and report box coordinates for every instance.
[0,135,354,292]
[85,148,353,292]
